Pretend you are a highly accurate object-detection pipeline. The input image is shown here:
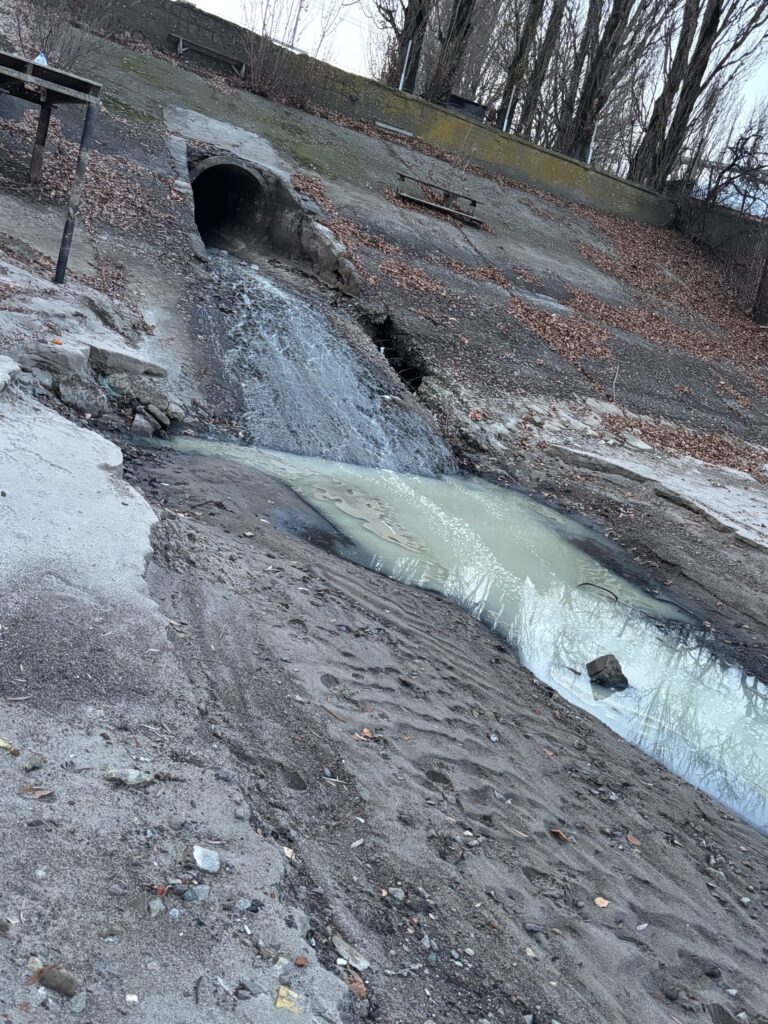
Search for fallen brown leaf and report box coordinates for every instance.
[550,828,572,844]
[346,968,367,1000]
[627,833,641,847]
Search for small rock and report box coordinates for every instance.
[38,966,79,998]
[130,412,155,438]
[148,898,165,918]
[708,1006,741,1024]
[388,887,406,902]
[70,991,87,1013]
[587,654,629,691]
[184,884,210,903]
[24,753,47,772]
[146,403,170,428]
[234,898,252,913]
[331,933,370,971]
[105,768,154,788]
[193,846,221,874]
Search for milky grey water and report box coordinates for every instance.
[173,437,768,831]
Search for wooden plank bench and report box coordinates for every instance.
[395,172,484,227]
[168,33,247,79]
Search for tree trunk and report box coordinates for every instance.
[425,0,477,100]
[495,0,546,129]
[646,0,724,189]
[628,0,701,184]
[398,0,430,91]
[517,0,567,136]
[556,0,601,151]
[565,0,636,162]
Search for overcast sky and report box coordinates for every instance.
[191,0,767,105]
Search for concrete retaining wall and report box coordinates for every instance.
[97,0,674,226]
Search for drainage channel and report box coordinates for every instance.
[169,436,768,833]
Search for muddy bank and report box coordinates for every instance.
[117,442,768,1024]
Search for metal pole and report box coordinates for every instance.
[398,39,413,92]
[501,88,514,133]
[29,99,52,184]
[754,244,768,326]
[54,99,97,285]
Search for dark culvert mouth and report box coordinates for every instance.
[191,161,271,249]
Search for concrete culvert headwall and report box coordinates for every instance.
[190,159,272,249]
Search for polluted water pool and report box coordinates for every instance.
[172,436,768,831]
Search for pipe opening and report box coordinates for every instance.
[191,163,270,249]
[371,317,425,392]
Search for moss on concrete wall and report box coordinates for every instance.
[101,0,673,225]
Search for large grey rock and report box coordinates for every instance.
[105,371,169,409]
[0,355,19,392]
[57,374,109,416]
[586,654,629,690]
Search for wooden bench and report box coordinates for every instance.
[395,172,484,227]
[168,33,247,79]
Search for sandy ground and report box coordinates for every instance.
[4,430,767,1024]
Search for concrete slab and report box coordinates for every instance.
[0,258,165,379]
[0,391,155,588]
[163,106,291,179]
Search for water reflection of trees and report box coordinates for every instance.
[625,632,768,826]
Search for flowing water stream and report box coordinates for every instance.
[192,254,768,830]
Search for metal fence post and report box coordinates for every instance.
[54,99,98,285]
[754,247,768,326]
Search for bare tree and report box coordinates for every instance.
[371,0,433,89]
[630,0,768,189]
[697,100,768,216]
[424,0,478,100]
[516,0,567,135]
[8,0,105,68]
[495,0,546,129]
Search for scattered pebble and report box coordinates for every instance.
[331,933,370,971]
[105,768,154,788]
[70,991,87,1014]
[184,884,210,903]
[193,846,221,874]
